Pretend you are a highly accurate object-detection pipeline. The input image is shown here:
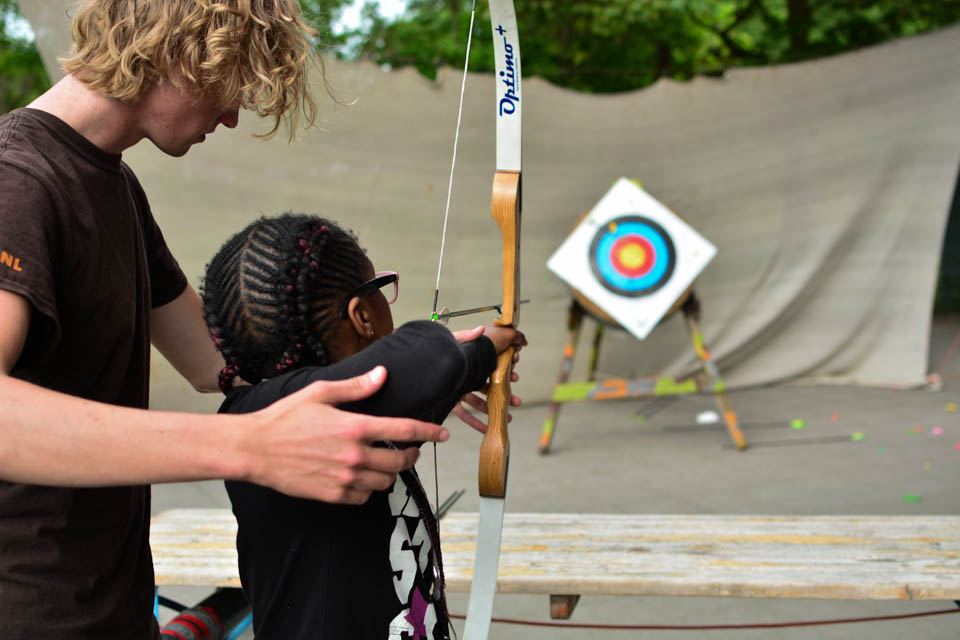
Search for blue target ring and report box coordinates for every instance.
[589,215,676,297]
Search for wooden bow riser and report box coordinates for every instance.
[478,170,520,499]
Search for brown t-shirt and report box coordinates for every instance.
[0,109,187,639]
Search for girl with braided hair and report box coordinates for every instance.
[201,213,525,640]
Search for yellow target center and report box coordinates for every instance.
[619,244,647,269]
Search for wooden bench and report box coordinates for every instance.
[151,509,960,619]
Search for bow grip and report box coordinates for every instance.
[478,346,512,498]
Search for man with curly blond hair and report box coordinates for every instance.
[0,2,459,637]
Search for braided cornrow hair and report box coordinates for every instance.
[201,213,368,393]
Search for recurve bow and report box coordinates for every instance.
[462,1,521,637]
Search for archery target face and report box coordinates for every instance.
[547,178,716,340]
[589,216,675,297]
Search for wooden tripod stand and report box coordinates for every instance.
[539,289,747,453]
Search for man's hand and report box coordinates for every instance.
[243,366,449,504]
[450,325,526,434]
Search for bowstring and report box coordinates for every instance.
[426,4,480,604]
[432,0,478,551]
[431,0,478,322]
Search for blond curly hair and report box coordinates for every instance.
[60,0,327,140]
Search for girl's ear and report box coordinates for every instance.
[345,296,375,339]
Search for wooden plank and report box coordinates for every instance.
[151,508,241,588]
[441,513,960,600]
[151,509,960,600]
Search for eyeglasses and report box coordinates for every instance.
[340,271,399,318]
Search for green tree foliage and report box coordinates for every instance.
[0,0,49,113]
[353,0,960,93]
[3,0,959,112]
[298,0,356,50]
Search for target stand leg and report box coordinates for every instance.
[681,293,748,451]
[585,323,605,383]
[539,299,586,454]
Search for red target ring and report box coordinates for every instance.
[610,235,655,278]
[589,215,676,297]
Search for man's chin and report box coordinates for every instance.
[157,144,191,158]
[148,136,196,157]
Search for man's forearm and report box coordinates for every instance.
[0,374,246,486]
[0,367,451,504]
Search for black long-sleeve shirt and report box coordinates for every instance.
[219,321,497,640]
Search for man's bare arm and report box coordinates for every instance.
[151,284,224,393]
[0,289,448,504]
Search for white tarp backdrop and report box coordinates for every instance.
[19,2,960,409]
